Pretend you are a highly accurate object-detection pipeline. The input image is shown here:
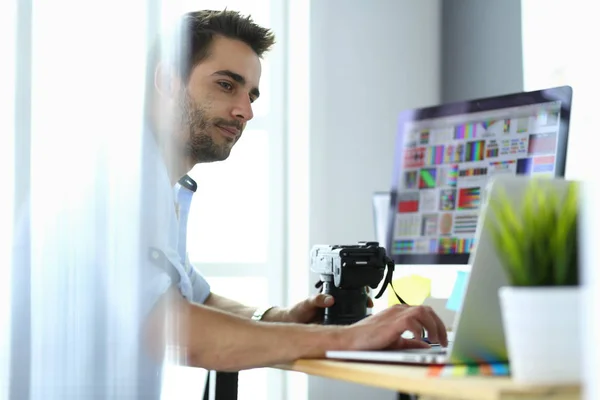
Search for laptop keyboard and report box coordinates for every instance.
[400,346,447,355]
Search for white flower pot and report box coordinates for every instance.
[498,286,582,384]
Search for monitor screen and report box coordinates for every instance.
[387,86,572,265]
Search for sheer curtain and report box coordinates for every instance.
[4,1,293,398]
[28,0,147,397]
[1,0,17,398]
[5,0,193,398]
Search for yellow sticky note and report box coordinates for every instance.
[388,275,431,306]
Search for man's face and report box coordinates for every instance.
[177,35,261,164]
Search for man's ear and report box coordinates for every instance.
[154,62,183,98]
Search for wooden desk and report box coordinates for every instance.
[275,359,581,400]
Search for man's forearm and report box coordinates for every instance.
[203,292,289,322]
[146,287,343,371]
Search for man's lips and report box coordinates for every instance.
[216,124,240,139]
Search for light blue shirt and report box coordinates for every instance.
[137,130,212,397]
[140,130,211,319]
[175,179,212,303]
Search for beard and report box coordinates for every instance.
[179,91,240,163]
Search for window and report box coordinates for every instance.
[187,130,270,264]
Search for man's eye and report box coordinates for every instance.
[218,81,233,91]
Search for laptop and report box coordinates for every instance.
[328,175,513,364]
[327,86,573,365]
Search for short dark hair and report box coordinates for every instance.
[144,9,275,125]
[174,9,275,82]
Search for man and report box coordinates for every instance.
[143,9,447,375]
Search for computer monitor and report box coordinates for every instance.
[386,86,573,265]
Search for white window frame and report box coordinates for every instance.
[283,0,310,399]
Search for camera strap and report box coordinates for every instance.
[373,257,407,305]
[378,258,427,339]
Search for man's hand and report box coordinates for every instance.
[204,290,375,324]
[339,304,449,350]
[284,291,374,324]
[149,286,448,371]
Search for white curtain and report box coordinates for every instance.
[0,0,17,399]
[4,0,193,398]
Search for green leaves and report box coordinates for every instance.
[487,179,579,287]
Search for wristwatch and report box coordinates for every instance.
[251,306,275,321]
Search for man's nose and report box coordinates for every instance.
[232,95,254,122]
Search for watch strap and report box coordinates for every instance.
[251,306,275,321]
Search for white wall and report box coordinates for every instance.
[308,0,441,244]
[520,3,600,398]
[306,0,442,398]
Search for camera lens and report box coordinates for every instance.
[321,282,369,325]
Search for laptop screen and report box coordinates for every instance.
[387,86,572,265]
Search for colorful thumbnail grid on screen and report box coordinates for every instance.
[393,106,560,256]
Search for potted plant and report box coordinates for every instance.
[486,176,581,384]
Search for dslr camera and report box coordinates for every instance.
[310,241,400,325]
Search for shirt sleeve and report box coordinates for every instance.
[140,233,195,321]
[139,247,175,321]
[139,132,212,319]
[184,254,211,304]
[140,247,211,318]
[138,182,180,319]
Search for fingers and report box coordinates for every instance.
[401,319,426,341]
[406,306,448,347]
[421,306,447,346]
[313,293,334,308]
[426,307,448,346]
[394,338,431,350]
[410,307,439,343]
[403,338,431,349]
[385,304,447,347]
[315,287,374,308]
[365,287,374,308]
[389,303,410,312]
